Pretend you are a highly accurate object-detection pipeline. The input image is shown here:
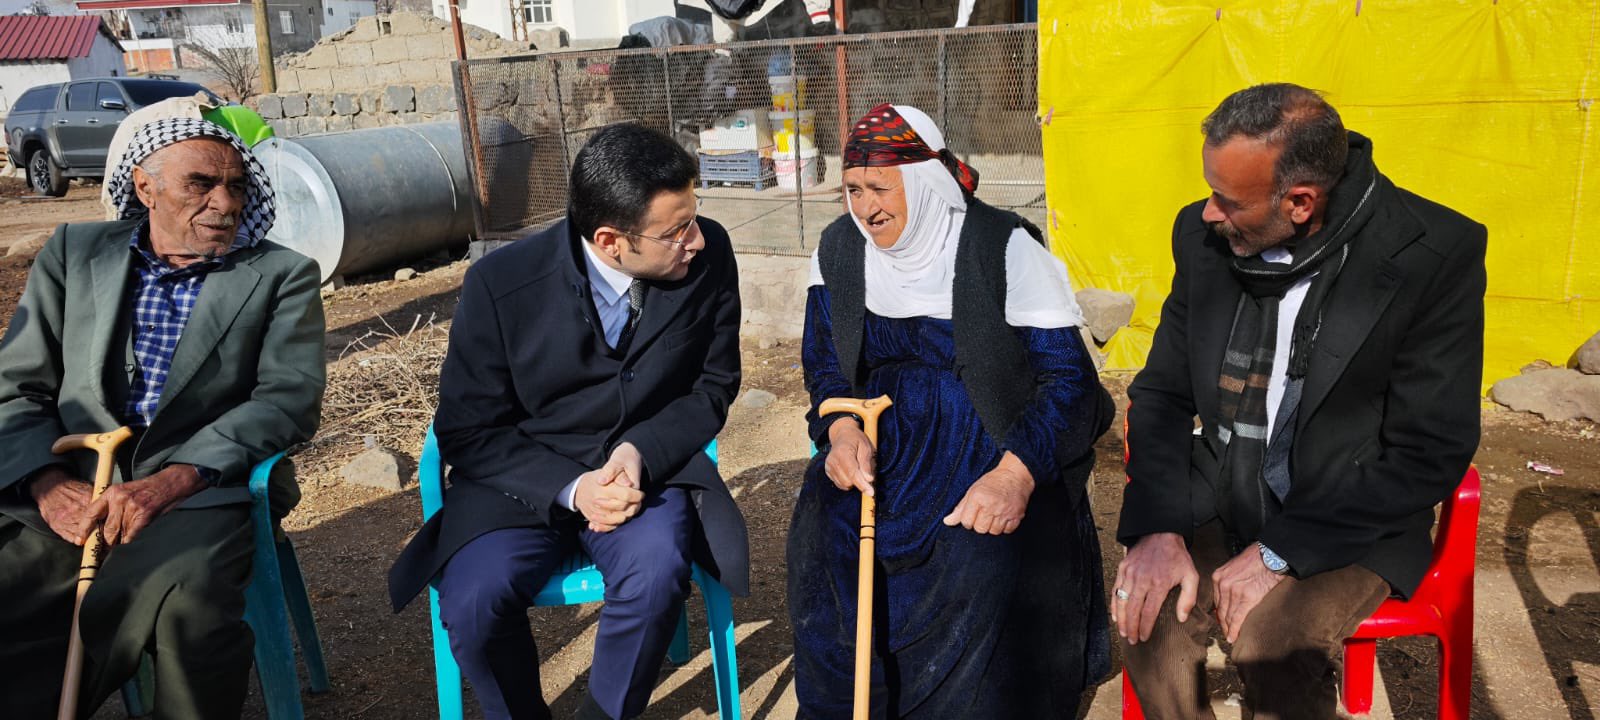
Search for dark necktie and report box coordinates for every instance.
[615,279,646,352]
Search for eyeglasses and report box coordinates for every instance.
[625,197,704,248]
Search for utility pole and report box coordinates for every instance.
[252,0,276,93]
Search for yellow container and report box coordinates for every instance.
[768,109,816,155]
[768,74,807,112]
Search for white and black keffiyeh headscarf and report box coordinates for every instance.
[105,117,276,251]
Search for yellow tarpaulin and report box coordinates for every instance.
[1038,0,1599,388]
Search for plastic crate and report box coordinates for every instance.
[698,150,776,191]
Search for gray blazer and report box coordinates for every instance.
[0,219,325,527]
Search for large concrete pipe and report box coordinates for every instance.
[255,122,476,283]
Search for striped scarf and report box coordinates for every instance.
[1215,132,1377,543]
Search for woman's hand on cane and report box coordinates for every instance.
[824,417,875,496]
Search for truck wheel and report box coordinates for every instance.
[27,149,68,197]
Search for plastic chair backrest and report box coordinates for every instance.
[202,104,275,147]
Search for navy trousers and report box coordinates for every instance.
[436,487,694,720]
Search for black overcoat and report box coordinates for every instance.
[1119,176,1486,598]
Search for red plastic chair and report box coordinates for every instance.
[1341,466,1478,718]
[1119,467,1480,719]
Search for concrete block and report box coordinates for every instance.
[359,90,383,114]
[329,67,367,93]
[298,68,335,92]
[371,36,410,64]
[298,116,329,135]
[365,62,402,86]
[379,112,406,126]
[280,93,309,118]
[433,110,457,125]
[267,118,295,137]
[389,10,436,36]
[324,115,354,132]
[406,34,444,60]
[332,92,360,115]
[301,43,338,70]
[382,85,415,113]
[335,42,374,67]
[274,69,300,93]
[255,94,284,119]
[401,59,439,85]
[307,93,333,117]
[344,16,380,41]
[353,113,383,129]
[416,84,457,113]
[529,27,570,51]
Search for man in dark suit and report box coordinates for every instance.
[388,124,747,720]
[0,118,325,718]
[1113,84,1485,719]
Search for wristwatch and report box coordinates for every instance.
[1258,543,1290,575]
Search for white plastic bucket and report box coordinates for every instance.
[775,148,822,189]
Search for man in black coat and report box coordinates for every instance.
[388,124,747,720]
[1113,84,1485,719]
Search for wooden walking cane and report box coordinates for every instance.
[51,426,134,720]
[818,395,892,720]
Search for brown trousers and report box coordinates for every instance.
[1123,521,1389,720]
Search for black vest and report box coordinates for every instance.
[817,197,1047,444]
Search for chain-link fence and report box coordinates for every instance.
[454,24,1043,257]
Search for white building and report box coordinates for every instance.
[77,0,324,73]
[0,0,79,15]
[433,0,677,44]
[320,0,377,38]
[0,14,125,115]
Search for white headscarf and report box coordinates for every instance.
[810,105,1084,329]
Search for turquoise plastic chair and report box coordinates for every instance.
[419,426,742,719]
[120,452,330,719]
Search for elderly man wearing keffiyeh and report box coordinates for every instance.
[0,117,324,718]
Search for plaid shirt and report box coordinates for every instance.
[125,225,222,426]
[124,226,226,485]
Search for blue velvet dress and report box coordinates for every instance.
[788,286,1110,719]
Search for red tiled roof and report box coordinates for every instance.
[77,0,238,10]
[0,15,120,62]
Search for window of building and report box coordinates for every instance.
[523,0,552,25]
[279,9,295,34]
[224,10,243,32]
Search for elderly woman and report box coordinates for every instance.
[788,104,1114,717]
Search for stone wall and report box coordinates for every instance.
[247,11,531,136]
[252,83,461,136]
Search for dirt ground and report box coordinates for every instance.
[0,214,1595,718]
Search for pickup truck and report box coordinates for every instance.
[4,77,221,196]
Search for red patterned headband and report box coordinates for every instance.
[843,103,980,195]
